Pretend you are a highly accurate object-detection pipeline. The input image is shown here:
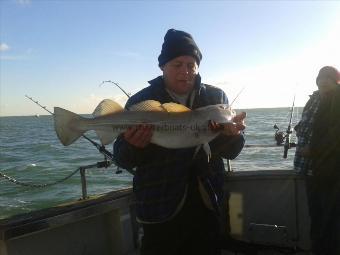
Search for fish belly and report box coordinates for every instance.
[151,129,219,149]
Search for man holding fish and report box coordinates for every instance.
[113,29,246,255]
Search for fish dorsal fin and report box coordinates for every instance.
[92,99,124,117]
[162,103,191,112]
[129,100,191,112]
[129,100,165,112]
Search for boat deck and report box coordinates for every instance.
[0,170,312,255]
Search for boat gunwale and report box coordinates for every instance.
[0,187,134,241]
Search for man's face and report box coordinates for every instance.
[161,55,198,95]
[317,77,338,96]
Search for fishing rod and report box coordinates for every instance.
[25,95,54,115]
[25,95,114,162]
[229,86,245,107]
[226,86,246,172]
[283,95,296,158]
[0,96,119,190]
[99,80,131,99]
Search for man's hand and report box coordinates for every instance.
[123,124,154,148]
[209,111,246,136]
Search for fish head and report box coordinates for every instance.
[199,104,235,124]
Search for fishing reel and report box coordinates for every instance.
[273,124,285,146]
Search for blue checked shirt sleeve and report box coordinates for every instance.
[294,92,320,175]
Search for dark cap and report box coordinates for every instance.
[158,29,202,67]
[316,66,340,84]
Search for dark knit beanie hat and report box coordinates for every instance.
[316,66,340,84]
[158,29,202,67]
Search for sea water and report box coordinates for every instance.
[0,107,301,219]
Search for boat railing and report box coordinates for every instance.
[78,160,113,200]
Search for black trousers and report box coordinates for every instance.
[306,175,340,255]
[140,179,221,255]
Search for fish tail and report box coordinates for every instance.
[54,107,85,146]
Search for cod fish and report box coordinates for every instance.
[53,99,235,155]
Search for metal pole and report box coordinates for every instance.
[80,167,88,200]
[227,159,232,172]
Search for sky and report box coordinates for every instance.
[1,0,340,116]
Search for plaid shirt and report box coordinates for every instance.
[294,91,320,175]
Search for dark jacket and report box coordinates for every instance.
[113,74,245,222]
[310,86,340,182]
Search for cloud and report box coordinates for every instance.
[15,0,31,5]
[0,43,10,51]
[0,47,34,61]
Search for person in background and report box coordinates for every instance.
[113,29,246,255]
[307,66,340,255]
[294,89,320,175]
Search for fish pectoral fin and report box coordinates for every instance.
[92,99,124,117]
[203,143,212,162]
[95,127,119,145]
[192,143,211,162]
[193,144,202,159]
